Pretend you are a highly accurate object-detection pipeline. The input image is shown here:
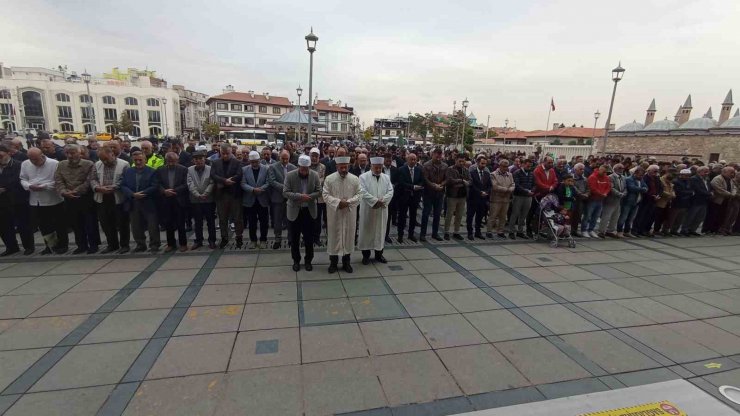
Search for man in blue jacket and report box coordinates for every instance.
[682,166,712,236]
[121,151,161,252]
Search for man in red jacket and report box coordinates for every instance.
[533,156,558,197]
[581,165,612,238]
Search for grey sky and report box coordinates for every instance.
[3,0,739,130]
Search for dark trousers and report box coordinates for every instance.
[466,197,487,235]
[703,202,724,233]
[162,198,187,247]
[97,195,130,249]
[216,195,243,241]
[397,194,421,237]
[635,200,657,235]
[684,203,707,234]
[420,192,444,237]
[31,203,68,250]
[192,202,216,244]
[362,249,383,259]
[245,201,269,242]
[0,204,34,251]
[330,254,351,266]
[130,203,160,248]
[654,206,670,234]
[64,195,98,251]
[313,203,326,242]
[289,207,314,264]
[669,207,687,234]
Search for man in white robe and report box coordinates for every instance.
[359,157,394,264]
[322,156,361,273]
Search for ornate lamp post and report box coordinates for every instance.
[602,63,625,154]
[305,28,318,143]
[592,110,601,143]
[81,70,95,138]
[296,85,303,142]
[162,97,169,137]
[460,98,469,149]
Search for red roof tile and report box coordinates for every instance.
[525,127,605,138]
[207,91,292,106]
[312,100,353,114]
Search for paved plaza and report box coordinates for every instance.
[1,234,740,415]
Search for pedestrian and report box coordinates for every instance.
[322,156,361,273]
[267,150,296,249]
[617,167,647,238]
[211,143,244,248]
[21,148,68,254]
[187,151,217,250]
[396,152,424,242]
[489,158,514,238]
[284,155,321,271]
[157,152,189,252]
[420,148,447,241]
[669,169,693,235]
[444,154,470,241]
[682,166,712,236]
[467,155,491,240]
[710,166,738,235]
[383,152,399,244]
[0,144,33,256]
[509,158,534,239]
[309,147,326,244]
[54,144,97,254]
[581,164,611,238]
[91,144,130,254]
[635,165,663,236]
[241,151,270,249]
[358,156,394,265]
[121,151,160,253]
[654,169,676,235]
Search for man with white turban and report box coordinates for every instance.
[322,155,361,273]
[284,154,321,271]
[358,156,394,264]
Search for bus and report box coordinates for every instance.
[223,129,270,146]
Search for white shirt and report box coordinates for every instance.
[20,157,64,206]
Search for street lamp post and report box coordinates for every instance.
[592,110,601,144]
[485,115,490,141]
[602,62,625,154]
[296,85,303,142]
[406,111,411,145]
[162,98,168,138]
[81,71,95,139]
[460,98,469,149]
[305,28,318,144]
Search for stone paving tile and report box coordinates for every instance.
[342,278,390,296]
[30,290,117,317]
[0,348,49,391]
[424,272,476,291]
[0,318,18,334]
[615,298,694,323]
[398,248,438,260]
[692,257,740,271]
[302,298,355,325]
[575,280,642,299]
[0,294,57,319]
[301,280,346,300]
[204,267,254,285]
[636,259,715,275]
[374,261,416,277]
[414,314,486,349]
[214,254,258,268]
[608,262,660,277]
[140,268,199,287]
[451,256,497,271]
[474,245,515,256]
[663,320,740,356]
[252,265,297,283]
[301,323,368,363]
[45,259,111,275]
[677,271,740,291]
[471,269,523,286]
[687,292,740,314]
[5,385,114,416]
[359,318,430,355]
[464,309,539,342]
[240,301,298,330]
[551,251,623,265]
[560,331,661,373]
[83,309,169,344]
[116,287,187,311]
[350,295,406,320]
[0,314,88,349]
[438,246,477,257]
[609,277,676,297]
[213,366,302,416]
[373,350,461,406]
[437,344,530,394]
[410,259,455,274]
[123,373,224,416]
[256,253,296,267]
[505,243,563,255]
[9,274,88,295]
[495,284,558,306]
[651,294,730,319]
[147,332,236,379]
[68,272,138,292]
[303,357,387,416]
[614,367,681,387]
[521,304,600,334]
[192,283,249,306]
[158,255,209,270]
[523,254,569,266]
[622,325,720,363]
[540,282,605,302]
[440,288,503,313]
[0,261,62,277]
[174,305,243,336]
[517,267,567,283]
[337,263,381,279]
[491,255,539,268]
[703,368,740,388]
[495,338,591,385]
[101,257,157,273]
[396,292,457,317]
[682,357,739,376]
[31,340,146,391]
[546,265,602,281]
[229,328,300,370]
[383,274,436,294]
[0,277,34,295]
[577,264,631,279]
[468,386,545,410]
[246,282,297,303]
[575,300,657,327]
[704,315,740,336]
[641,275,709,294]
[536,378,610,400]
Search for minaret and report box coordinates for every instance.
[719,90,733,124]
[704,107,712,118]
[673,106,682,122]
[677,95,692,125]
[645,99,656,126]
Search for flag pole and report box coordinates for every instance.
[544,97,552,145]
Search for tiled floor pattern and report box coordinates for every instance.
[0,235,739,415]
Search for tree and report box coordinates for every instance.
[568,140,578,145]
[409,113,434,140]
[203,122,220,139]
[363,127,373,141]
[108,119,121,135]
[119,112,133,134]
[585,139,593,145]
[552,138,562,145]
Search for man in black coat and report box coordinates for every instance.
[467,156,492,240]
[157,153,189,251]
[383,152,400,243]
[0,144,33,255]
[210,143,244,248]
[682,166,712,236]
[396,152,424,242]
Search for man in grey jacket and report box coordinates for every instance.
[284,155,321,271]
[598,163,626,238]
[267,150,296,249]
[571,163,590,237]
[187,151,216,249]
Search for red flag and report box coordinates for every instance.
[550,98,556,111]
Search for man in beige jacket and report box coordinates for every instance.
[710,166,738,235]
[489,159,515,238]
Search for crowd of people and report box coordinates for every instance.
[0,131,738,273]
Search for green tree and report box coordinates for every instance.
[119,112,133,134]
[552,138,562,145]
[585,139,593,145]
[203,122,220,139]
[409,113,434,140]
[363,127,373,141]
[108,119,121,135]
[568,140,578,145]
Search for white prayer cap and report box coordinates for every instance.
[196,145,207,151]
[370,157,384,165]
[298,155,311,167]
[248,151,260,161]
[680,169,692,175]
[335,156,351,164]
[719,160,727,164]
[310,147,320,155]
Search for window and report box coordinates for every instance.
[259,105,267,113]
[56,93,70,102]
[385,130,390,135]
[218,116,229,126]
[245,118,254,125]
[246,105,254,112]
[340,124,347,132]
[0,103,13,116]
[331,122,338,131]
[81,106,95,119]
[147,110,161,123]
[60,122,74,132]
[0,90,10,99]
[104,108,117,121]
[80,94,93,104]
[57,106,73,119]
[231,116,243,124]
[124,97,138,106]
[319,112,327,117]
[331,113,339,120]
[22,91,44,118]
[146,98,160,107]
[709,153,720,162]
[341,114,348,120]
[272,107,281,115]
[125,109,139,122]
[230,103,242,111]
[217,103,228,110]
[83,123,94,134]
[131,125,141,137]
[258,118,267,125]
[103,96,116,105]
[105,125,116,134]
[149,126,162,136]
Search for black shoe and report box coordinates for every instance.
[486,232,494,238]
[467,234,474,241]
[432,235,443,241]
[23,248,34,256]
[117,246,130,254]
[328,264,338,274]
[452,233,464,241]
[375,255,387,264]
[397,235,404,243]
[385,237,393,244]
[362,257,370,265]
[100,246,117,254]
[87,247,98,255]
[235,237,243,249]
[219,239,229,249]
[688,232,702,237]
[72,247,86,255]
[475,233,485,240]
[444,234,450,241]
[53,247,69,255]
[149,246,160,253]
[343,263,354,273]
[509,233,516,240]
[40,247,53,255]
[292,263,300,272]
[419,236,427,242]
[516,232,528,239]
[1,248,19,257]
[133,245,147,253]
[305,263,313,271]
[272,241,281,249]
[408,236,417,243]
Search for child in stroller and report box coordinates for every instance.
[536,174,577,247]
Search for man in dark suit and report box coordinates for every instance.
[683,166,712,236]
[121,151,160,252]
[284,155,322,271]
[0,144,33,255]
[157,153,189,252]
[383,152,399,243]
[172,140,193,167]
[267,150,296,249]
[211,143,244,248]
[396,152,424,242]
[467,155,492,240]
[241,151,271,249]
[350,153,370,177]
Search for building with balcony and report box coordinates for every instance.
[206,86,293,134]
[173,84,208,135]
[312,98,355,139]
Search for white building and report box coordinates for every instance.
[312,98,356,139]
[206,86,293,136]
[173,84,208,135]
[0,63,181,137]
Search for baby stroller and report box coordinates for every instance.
[533,193,576,248]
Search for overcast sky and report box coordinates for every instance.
[3,0,739,130]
